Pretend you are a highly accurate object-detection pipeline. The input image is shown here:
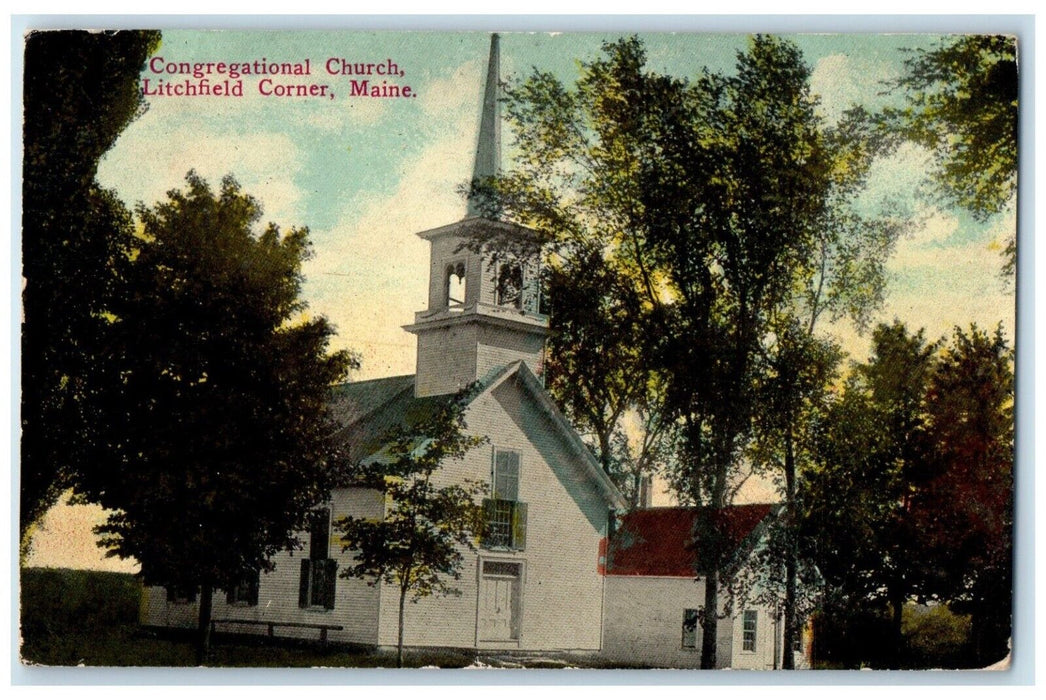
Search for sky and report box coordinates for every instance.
[25,29,1016,571]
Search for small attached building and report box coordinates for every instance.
[602,504,811,669]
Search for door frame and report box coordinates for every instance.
[474,555,526,648]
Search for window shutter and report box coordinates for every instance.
[166,586,175,602]
[481,498,495,547]
[248,572,260,607]
[494,450,520,501]
[226,586,236,605]
[512,502,527,550]
[323,559,338,610]
[298,559,311,608]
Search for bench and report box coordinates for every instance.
[209,618,344,645]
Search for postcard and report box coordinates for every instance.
[18,25,1018,673]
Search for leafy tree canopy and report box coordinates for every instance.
[74,173,355,649]
[881,35,1018,272]
[21,30,161,550]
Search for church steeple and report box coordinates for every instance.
[467,33,501,217]
[405,33,548,398]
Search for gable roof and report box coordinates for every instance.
[474,361,627,509]
[330,374,451,464]
[329,361,626,509]
[606,504,776,577]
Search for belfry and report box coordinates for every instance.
[404,34,548,398]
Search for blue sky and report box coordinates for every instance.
[29,29,1016,570]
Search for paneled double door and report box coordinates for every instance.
[477,560,523,642]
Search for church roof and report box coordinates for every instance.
[330,374,451,464]
[329,361,626,508]
[606,504,776,578]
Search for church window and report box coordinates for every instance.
[446,262,467,308]
[226,570,260,606]
[299,508,337,609]
[166,584,197,604]
[682,608,701,649]
[482,449,527,550]
[743,609,758,652]
[495,262,523,309]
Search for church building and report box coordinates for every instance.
[140,34,627,653]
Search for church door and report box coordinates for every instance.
[478,560,522,642]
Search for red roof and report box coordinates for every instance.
[606,504,775,577]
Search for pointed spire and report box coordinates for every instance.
[467,33,501,218]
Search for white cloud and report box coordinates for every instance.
[98,124,305,226]
[908,207,960,247]
[810,51,900,125]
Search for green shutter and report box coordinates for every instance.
[512,501,527,550]
[323,559,338,610]
[481,498,495,547]
[248,571,260,606]
[298,559,311,608]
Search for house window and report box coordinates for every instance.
[682,608,701,650]
[299,508,337,609]
[226,571,259,607]
[166,585,197,604]
[482,449,527,550]
[446,262,466,308]
[743,610,758,652]
[495,262,523,308]
[792,628,803,653]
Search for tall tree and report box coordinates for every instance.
[746,107,908,666]
[336,389,486,668]
[479,35,887,667]
[75,173,355,663]
[21,29,161,554]
[748,322,844,667]
[915,325,1013,665]
[804,321,936,667]
[881,35,1018,272]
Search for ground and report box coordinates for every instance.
[18,568,635,669]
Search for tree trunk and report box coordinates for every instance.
[889,586,905,668]
[700,568,718,669]
[196,583,213,666]
[782,429,797,670]
[397,584,408,668]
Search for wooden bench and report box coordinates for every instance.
[210,618,344,645]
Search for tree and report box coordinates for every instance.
[803,321,936,667]
[744,105,909,666]
[467,70,674,502]
[748,322,844,667]
[21,29,161,554]
[336,388,487,668]
[479,35,890,667]
[915,325,1013,665]
[73,173,355,663]
[542,247,672,496]
[881,35,1018,272]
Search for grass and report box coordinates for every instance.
[19,567,617,669]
